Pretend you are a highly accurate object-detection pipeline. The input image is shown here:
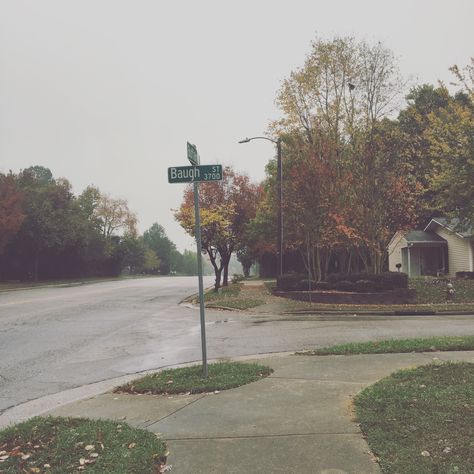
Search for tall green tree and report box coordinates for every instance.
[12,167,88,280]
[142,223,177,275]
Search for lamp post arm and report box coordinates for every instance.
[239,136,278,145]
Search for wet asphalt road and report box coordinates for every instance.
[1,276,474,412]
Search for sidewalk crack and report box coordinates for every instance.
[165,432,362,441]
[140,394,207,428]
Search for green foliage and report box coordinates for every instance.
[231,273,245,283]
[142,223,177,275]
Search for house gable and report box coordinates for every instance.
[424,219,473,275]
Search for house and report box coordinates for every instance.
[388,218,474,277]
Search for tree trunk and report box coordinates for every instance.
[206,249,223,292]
[214,268,222,292]
[223,263,229,287]
[33,251,40,282]
[242,263,251,278]
[221,250,232,287]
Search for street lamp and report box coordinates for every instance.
[238,136,283,277]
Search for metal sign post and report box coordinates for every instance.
[168,143,223,378]
[193,180,208,378]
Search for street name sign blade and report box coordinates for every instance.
[168,165,223,183]
[187,142,199,166]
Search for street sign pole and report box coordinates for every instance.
[193,179,208,378]
[169,143,223,378]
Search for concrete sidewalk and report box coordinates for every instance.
[40,350,474,473]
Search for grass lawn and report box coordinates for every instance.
[411,277,474,304]
[116,361,273,395]
[355,362,474,473]
[0,416,166,473]
[298,336,474,356]
[202,283,265,310]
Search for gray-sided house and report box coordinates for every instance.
[388,218,474,277]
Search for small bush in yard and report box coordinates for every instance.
[334,280,356,292]
[328,272,408,290]
[297,279,317,290]
[456,271,474,279]
[353,279,375,293]
[277,273,307,290]
[313,281,331,290]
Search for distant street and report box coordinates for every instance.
[2,276,474,412]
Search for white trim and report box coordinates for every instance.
[424,218,467,239]
[404,241,447,245]
[469,240,474,272]
[387,230,405,249]
[407,246,411,277]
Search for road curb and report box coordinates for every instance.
[0,351,293,429]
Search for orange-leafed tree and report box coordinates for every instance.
[174,166,261,291]
[0,173,25,255]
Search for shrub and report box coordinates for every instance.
[313,281,331,290]
[232,274,245,283]
[354,280,375,293]
[296,279,317,290]
[334,280,356,292]
[277,273,307,290]
[327,272,407,291]
[456,271,474,279]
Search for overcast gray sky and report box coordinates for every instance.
[1,0,473,251]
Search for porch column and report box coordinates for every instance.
[441,246,446,275]
[407,245,411,277]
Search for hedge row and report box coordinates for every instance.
[456,271,474,279]
[277,272,408,293]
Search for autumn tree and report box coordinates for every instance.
[0,173,25,255]
[266,36,412,276]
[175,166,260,291]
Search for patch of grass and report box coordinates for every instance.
[203,283,241,301]
[411,277,474,304]
[263,280,276,292]
[355,362,474,473]
[0,416,166,473]
[299,336,474,356]
[202,283,265,310]
[207,298,265,310]
[116,361,273,395]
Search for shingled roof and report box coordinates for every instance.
[404,231,447,244]
[425,218,473,238]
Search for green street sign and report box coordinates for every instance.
[187,142,199,166]
[168,164,223,183]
